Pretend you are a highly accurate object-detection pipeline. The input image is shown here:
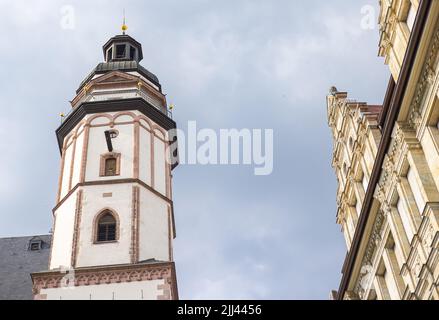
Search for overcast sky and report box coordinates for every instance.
[0,0,389,299]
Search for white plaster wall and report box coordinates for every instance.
[53,108,174,270]
[71,130,84,188]
[76,184,133,267]
[50,192,78,269]
[85,123,134,181]
[154,137,166,195]
[139,126,152,185]
[74,183,171,267]
[114,114,133,123]
[79,111,170,197]
[60,142,73,199]
[40,278,164,300]
[138,187,170,262]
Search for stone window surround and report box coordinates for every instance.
[92,208,120,244]
[100,152,121,177]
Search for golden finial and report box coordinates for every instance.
[60,112,65,118]
[169,103,175,110]
[121,9,128,34]
[84,83,90,94]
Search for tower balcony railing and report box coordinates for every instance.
[65,88,172,123]
[137,89,173,119]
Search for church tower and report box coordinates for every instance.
[31,25,179,300]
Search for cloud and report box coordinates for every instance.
[0,118,22,197]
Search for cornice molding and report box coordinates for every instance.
[31,261,178,300]
[56,98,176,153]
[409,26,439,129]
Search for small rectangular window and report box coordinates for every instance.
[107,47,113,61]
[105,158,117,176]
[115,44,126,59]
[30,242,41,251]
[100,153,121,177]
[129,46,136,60]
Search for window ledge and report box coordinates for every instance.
[93,240,118,245]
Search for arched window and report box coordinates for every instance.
[97,212,117,242]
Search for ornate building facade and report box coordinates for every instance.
[327,0,439,299]
[30,27,179,300]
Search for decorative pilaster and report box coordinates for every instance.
[71,190,83,268]
[130,186,140,264]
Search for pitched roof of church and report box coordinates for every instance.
[0,234,51,300]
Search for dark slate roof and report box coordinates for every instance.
[77,61,161,94]
[0,235,51,300]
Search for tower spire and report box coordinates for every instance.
[121,9,128,34]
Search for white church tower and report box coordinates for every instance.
[31,24,179,300]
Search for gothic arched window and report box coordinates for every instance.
[96,212,117,242]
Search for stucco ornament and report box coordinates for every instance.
[359,264,374,293]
